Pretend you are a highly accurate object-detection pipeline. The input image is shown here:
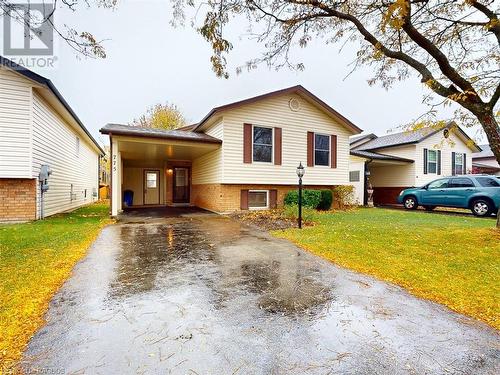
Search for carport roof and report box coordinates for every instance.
[350,150,414,163]
[100,123,222,144]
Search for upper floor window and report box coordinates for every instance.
[314,134,330,166]
[427,149,437,174]
[428,178,449,189]
[253,126,273,163]
[454,153,465,175]
[75,136,80,157]
[449,177,474,188]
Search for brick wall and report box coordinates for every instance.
[0,179,37,221]
[191,183,337,213]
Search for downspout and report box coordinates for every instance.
[364,159,373,206]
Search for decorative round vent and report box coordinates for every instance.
[289,98,301,112]
[443,128,450,138]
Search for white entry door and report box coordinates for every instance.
[144,170,160,205]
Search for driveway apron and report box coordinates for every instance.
[23,214,499,374]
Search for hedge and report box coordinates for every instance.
[284,189,332,210]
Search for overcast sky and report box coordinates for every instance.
[4,0,485,147]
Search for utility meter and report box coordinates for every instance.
[39,165,52,192]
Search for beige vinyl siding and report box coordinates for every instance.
[416,131,473,186]
[0,67,32,178]
[192,120,223,184]
[349,155,365,204]
[32,91,99,218]
[368,144,417,187]
[219,93,353,185]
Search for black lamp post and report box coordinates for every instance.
[296,162,305,229]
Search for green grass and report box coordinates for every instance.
[272,208,500,329]
[0,203,112,365]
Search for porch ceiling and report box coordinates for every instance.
[117,138,220,162]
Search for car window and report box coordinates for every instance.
[428,179,449,189]
[449,177,474,188]
[476,177,500,187]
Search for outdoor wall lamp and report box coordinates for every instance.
[296,162,305,229]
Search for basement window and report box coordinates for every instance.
[248,190,268,209]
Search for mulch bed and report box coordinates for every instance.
[230,210,312,231]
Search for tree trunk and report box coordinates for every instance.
[477,110,500,165]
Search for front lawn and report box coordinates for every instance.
[0,203,112,366]
[272,208,500,329]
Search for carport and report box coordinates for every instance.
[100,124,222,216]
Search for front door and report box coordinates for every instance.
[144,170,160,205]
[173,168,190,203]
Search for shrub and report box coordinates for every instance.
[333,185,355,209]
[284,189,322,209]
[282,204,316,223]
[318,190,333,210]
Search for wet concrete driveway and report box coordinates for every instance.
[24,212,499,374]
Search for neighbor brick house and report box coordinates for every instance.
[472,144,500,176]
[0,56,104,221]
[349,123,481,205]
[100,85,362,215]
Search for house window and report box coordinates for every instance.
[253,126,273,163]
[454,153,465,175]
[248,190,268,209]
[75,136,80,157]
[427,149,437,174]
[314,134,330,166]
[349,171,360,182]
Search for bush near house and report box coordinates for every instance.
[0,203,112,367]
[284,189,332,210]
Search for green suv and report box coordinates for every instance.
[397,175,500,217]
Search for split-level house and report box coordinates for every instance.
[0,57,104,222]
[100,86,362,215]
[349,123,481,205]
[473,145,500,176]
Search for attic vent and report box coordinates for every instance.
[289,98,301,112]
[443,128,450,138]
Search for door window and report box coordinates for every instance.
[449,178,474,188]
[428,178,449,189]
[146,172,157,188]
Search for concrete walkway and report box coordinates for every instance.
[23,213,499,374]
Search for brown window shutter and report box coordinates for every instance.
[274,127,282,165]
[243,123,252,163]
[307,131,314,167]
[240,190,249,210]
[269,190,278,209]
[331,135,337,169]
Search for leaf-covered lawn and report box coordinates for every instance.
[272,208,500,329]
[0,203,112,365]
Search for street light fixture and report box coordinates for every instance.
[296,162,305,228]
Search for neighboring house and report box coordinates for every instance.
[99,146,111,199]
[0,56,104,222]
[472,144,500,176]
[349,123,481,205]
[100,85,362,216]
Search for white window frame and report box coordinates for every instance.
[427,149,437,174]
[314,133,330,167]
[252,125,274,164]
[454,153,464,175]
[248,190,269,210]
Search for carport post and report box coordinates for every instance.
[111,138,121,216]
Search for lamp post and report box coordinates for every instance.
[296,162,305,229]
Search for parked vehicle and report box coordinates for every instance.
[397,175,500,217]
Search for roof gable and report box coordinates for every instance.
[193,85,362,135]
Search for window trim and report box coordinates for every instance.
[252,125,274,164]
[248,189,269,210]
[314,133,330,167]
[427,149,437,174]
[454,153,465,175]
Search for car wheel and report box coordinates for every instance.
[424,205,436,211]
[403,196,418,210]
[471,199,492,217]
